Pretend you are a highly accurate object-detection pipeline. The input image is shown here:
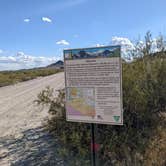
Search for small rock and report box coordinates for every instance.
[0,148,8,159]
[27,134,40,140]
[14,132,24,139]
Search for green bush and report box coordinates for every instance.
[35,87,91,165]
[36,54,165,165]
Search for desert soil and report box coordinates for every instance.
[0,72,65,165]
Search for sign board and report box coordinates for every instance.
[64,45,123,125]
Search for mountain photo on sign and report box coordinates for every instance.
[64,46,120,60]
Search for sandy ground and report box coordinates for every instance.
[0,72,65,165]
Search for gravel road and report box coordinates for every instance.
[0,72,65,165]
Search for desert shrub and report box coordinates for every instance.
[0,68,61,87]
[36,52,166,165]
[96,55,166,166]
[0,73,13,86]
[144,126,166,166]
[35,87,91,165]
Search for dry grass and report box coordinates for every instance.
[144,123,166,166]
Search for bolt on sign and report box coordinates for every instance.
[64,45,123,125]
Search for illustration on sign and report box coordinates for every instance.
[64,46,120,60]
[64,45,123,125]
[66,87,95,117]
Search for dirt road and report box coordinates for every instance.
[0,72,65,165]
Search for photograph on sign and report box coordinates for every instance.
[64,46,123,125]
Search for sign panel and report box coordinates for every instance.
[64,45,123,125]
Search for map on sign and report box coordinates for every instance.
[66,87,95,117]
[64,45,123,125]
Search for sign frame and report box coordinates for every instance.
[64,45,123,125]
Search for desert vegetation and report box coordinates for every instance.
[36,33,166,165]
[0,68,62,87]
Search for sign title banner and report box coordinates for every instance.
[64,46,123,125]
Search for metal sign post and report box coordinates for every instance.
[91,123,96,166]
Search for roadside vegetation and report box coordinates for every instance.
[36,32,166,166]
[0,68,62,87]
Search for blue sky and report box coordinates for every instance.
[0,0,166,70]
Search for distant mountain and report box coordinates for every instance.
[102,50,112,56]
[47,60,64,69]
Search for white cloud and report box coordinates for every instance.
[16,52,34,63]
[16,52,57,65]
[42,17,52,23]
[111,36,135,59]
[24,18,30,23]
[0,56,16,63]
[0,49,3,54]
[112,36,135,50]
[95,44,105,47]
[110,36,164,59]
[56,39,70,45]
[151,38,160,53]
[0,52,59,71]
